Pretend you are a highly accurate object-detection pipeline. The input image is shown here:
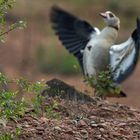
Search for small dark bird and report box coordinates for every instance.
[50,6,140,97]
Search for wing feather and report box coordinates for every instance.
[50,5,100,69]
[110,18,140,83]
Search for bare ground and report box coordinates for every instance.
[1,78,140,140]
[1,97,140,140]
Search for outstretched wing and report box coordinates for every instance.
[110,18,140,83]
[50,5,100,68]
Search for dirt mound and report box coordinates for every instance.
[0,79,140,140]
[41,78,96,103]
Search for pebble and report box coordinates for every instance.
[54,126,62,131]
[30,128,36,132]
[36,131,44,135]
[75,138,81,140]
[90,121,98,127]
[80,129,88,138]
[118,123,127,126]
[77,120,87,127]
[40,117,48,123]
[99,128,105,132]
[66,130,74,135]
[89,116,97,120]
[104,134,108,138]
[36,127,44,131]
[119,128,130,135]
[24,124,30,128]
[91,123,98,127]
[98,123,106,128]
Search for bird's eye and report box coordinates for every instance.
[109,13,114,18]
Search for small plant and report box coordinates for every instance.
[0,72,46,120]
[0,132,13,140]
[0,90,27,120]
[0,0,29,122]
[31,91,46,117]
[0,73,27,120]
[45,99,61,119]
[32,94,61,119]
[17,78,47,117]
[17,78,45,93]
[0,127,22,140]
[0,72,61,120]
[85,68,121,98]
[0,0,26,42]
[15,127,22,139]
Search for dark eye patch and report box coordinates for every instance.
[109,13,114,18]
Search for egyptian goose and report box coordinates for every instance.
[50,6,140,96]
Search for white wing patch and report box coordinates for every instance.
[110,37,136,81]
[90,28,100,39]
[94,27,101,35]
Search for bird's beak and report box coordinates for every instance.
[100,12,107,18]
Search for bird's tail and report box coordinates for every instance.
[119,90,127,97]
[105,90,127,98]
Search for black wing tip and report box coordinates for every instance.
[136,17,140,24]
[136,17,140,37]
[50,5,74,21]
[50,5,77,27]
[119,90,127,97]
[136,17,140,30]
[50,5,64,15]
[50,5,68,23]
[50,5,61,22]
[131,18,140,41]
[51,4,60,10]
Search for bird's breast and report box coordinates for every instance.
[83,39,110,76]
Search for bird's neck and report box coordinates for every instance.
[100,26,118,44]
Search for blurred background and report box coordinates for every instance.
[1,0,140,107]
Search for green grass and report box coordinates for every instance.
[0,127,22,140]
[0,133,13,140]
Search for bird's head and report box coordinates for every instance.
[100,11,120,30]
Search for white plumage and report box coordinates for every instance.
[110,37,137,82]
